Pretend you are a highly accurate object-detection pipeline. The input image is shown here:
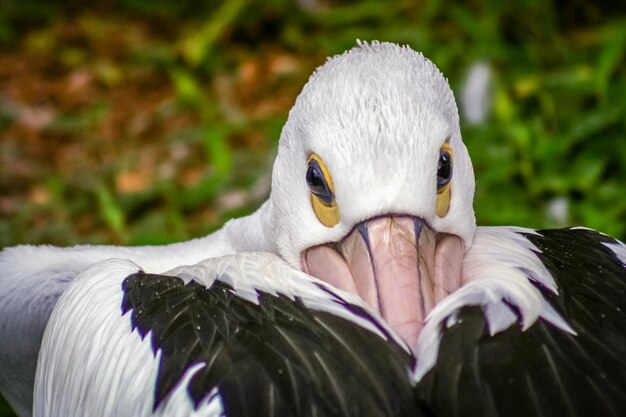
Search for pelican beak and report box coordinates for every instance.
[302,216,464,350]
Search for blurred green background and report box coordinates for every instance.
[1,0,625,415]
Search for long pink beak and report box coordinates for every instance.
[302,216,464,351]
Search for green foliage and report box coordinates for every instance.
[1,0,626,415]
[180,0,248,67]
[461,17,626,237]
[95,182,128,241]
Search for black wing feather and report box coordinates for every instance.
[417,228,626,417]
[121,271,426,417]
[120,228,626,416]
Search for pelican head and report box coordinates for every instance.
[269,41,476,349]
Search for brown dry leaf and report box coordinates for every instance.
[16,105,55,132]
[64,70,95,100]
[116,170,152,193]
[29,186,50,204]
[181,167,203,187]
[269,53,299,76]
[240,60,260,85]
[0,196,19,215]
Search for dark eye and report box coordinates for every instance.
[306,160,334,205]
[437,150,453,189]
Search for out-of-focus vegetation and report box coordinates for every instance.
[1,0,625,415]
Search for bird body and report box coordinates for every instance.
[1,41,625,417]
[0,202,272,417]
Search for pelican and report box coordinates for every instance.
[1,41,625,417]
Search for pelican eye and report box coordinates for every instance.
[437,149,453,190]
[307,154,340,227]
[436,143,453,218]
[306,160,334,205]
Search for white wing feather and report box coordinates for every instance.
[0,235,233,417]
[34,258,227,417]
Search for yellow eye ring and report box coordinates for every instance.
[306,154,340,227]
[436,143,453,217]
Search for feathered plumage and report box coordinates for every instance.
[1,42,625,417]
